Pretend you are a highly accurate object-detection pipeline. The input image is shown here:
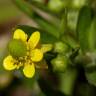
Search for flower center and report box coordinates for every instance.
[14,49,33,69]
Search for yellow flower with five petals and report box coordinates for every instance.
[3,29,52,78]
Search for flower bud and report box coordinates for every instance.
[48,0,64,13]
[8,39,27,57]
[54,41,69,53]
[72,0,86,9]
[51,55,68,72]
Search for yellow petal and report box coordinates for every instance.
[23,63,35,78]
[3,55,16,70]
[13,29,28,42]
[28,31,40,49]
[41,44,53,53]
[31,49,43,62]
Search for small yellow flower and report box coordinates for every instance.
[3,29,52,78]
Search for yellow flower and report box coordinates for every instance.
[3,29,52,78]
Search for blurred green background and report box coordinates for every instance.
[0,0,96,96]
[0,0,20,23]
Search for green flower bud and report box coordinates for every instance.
[72,0,86,9]
[51,55,68,72]
[48,0,64,13]
[54,41,69,53]
[8,39,27,57]
[34,0,45,3]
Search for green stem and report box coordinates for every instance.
[58,68,78,96]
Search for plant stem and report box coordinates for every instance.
[58,68,78,96]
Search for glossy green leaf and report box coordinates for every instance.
[13,25,58,44]
[35,18,60,38]
[88,18,96,52]
[77,6,93,53]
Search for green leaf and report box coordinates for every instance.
[86,71,96,86]
[59,9,67,36]
[77,6,93,53]
[27,0,53,14]
[88,18,96,52]
[35,18,60,38]
[13,25,58,44]
[14,0,60,38]
[14,0,60,28]
[13,0,34,18]
[68,9,79,32]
